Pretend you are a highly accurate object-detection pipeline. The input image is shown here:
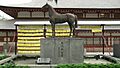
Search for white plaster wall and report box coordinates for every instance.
[0,20,16,29]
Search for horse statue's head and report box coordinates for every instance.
[41,3,50,11]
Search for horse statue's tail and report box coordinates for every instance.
[75,15,78,28]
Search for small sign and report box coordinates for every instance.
[36,58,51,64]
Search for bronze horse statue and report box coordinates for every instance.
[42,3,78,37]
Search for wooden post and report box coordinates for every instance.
[101,24,105,54]
[15,25,17,55]
[43,24,46,38]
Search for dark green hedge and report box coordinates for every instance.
[0,55,7,60]
[0,63,30,68]
[55,63,120,68]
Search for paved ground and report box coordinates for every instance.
[85,52,113,56]
[14,58,112,65]
[1,53,112,68]
[7,52,112,65]
[84,58,111,64]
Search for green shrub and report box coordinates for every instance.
[3,63,15,68]
[114,64,120,68]
[16,66,30,68]
[0,63,30,68]
[55,63,120,68]
[0,55,7,60]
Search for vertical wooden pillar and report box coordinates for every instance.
[43,24,47,38]
[30,11,32,18]
[110,13,112,18]
[44,12,46,18]
[93,33,95,46]
[4,31,8,55]
[6,31,8,44]
[83,13,86,18]
[101,24,105,54]
[93,32,95,52]
[15,25,17,55]
[98,13,100,18]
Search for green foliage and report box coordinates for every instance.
[0,55,30,68]
[55,63,120,68]
[0,63,30,68]
[16,66,30,68]
[0,55,7,60]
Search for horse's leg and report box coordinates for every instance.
[71,21,76,37]
[68,22,72,37]
[51,23,55,37]
[53,24,55,37]
[73,24,75,37]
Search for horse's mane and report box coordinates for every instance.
[47,3,57,14]
[47,3,52,8]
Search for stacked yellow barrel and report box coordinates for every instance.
[46,25,72,37]
[17,26,44,55]
[17,25,71,55]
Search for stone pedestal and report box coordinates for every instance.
[40,38,84,64]
[113,44,120,58]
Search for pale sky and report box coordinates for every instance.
[0,0,32,20]
[0,0,32,5]
[0,10,14,20]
